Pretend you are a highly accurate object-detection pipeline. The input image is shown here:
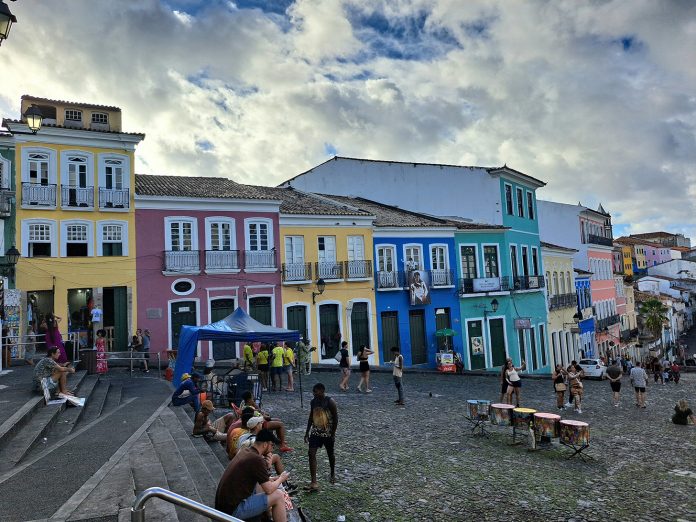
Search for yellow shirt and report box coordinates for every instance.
[257,350,269,365]
[271,346,285,367]
[243,345,254,364]
[284,348,295,366]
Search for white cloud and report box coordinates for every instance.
[1,0,695,239]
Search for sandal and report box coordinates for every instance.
[302,484,320,493]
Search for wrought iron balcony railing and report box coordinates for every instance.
[22,182,56,207]
[282,262,312,282]
[315,261,344,280]
[205,250,240,271]
[99,187,129,209]
[430,269,454,287]
[164,250,200,272]
[244,250,276,270]
[459,276,512,295]
[549,292,577,310]
[376,270,406,290]
[587,234,613,247]
[61,186,94,208]
[513,275,545,290]
[344,260,372,280]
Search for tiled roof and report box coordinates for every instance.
[135,174,279,200]
[21,95,121,112]
[541,241,578,253]
[614,236,663,248]
[574,268,592,275]
[630,231,677,239]
[246,187,372,217]
[1,119,144,137]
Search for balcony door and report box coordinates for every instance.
[350,302,370,357]
[460,246,477,279]
[29,153,49,185]
[317,236,338,279]
[211,298,236,360]
[67,156,89,207]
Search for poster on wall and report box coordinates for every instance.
[4,289,21,359]
[408,270,431,305]
[471,336,484,355]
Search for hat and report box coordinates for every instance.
[180,373,191,381]
[246,416,264,429]
[255,428,280,444]
[201,400,214,411]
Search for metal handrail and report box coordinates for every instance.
[131,487,244,522]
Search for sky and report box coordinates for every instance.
[1,0,695,239]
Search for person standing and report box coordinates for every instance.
[243,342,255,371]
[270,343,285,392]
[283,343,295,392]
[257,345,270,392]
[567,361,585,413]
[630,361,648,409]
[391,346,404,406]
[607,359,623,407]
[141,329,151,373]
[504,359,526,407]
[95,329,108,375]
[45,313,68,364]
[304,383,338,492]
[552,364,567,410]
[338,341,350,391]
[499,358,512,403]
[356,344,374,393]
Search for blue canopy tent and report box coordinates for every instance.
[173,307,301,385]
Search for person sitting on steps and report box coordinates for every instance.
[239,391,293,453]
[193,400,236,442]
[171,372,202,412]
[33,347,76,397]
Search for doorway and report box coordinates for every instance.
[468,320,485,370]
[409,310,427,365]
[170,300,197,350]
[381,311,399,364]
[350,302,370,357]
[211,298,236,359]
[435,308,451,351]
[286,305,308,344]
[318,303,340,359]
[249,296,272,325]
[103,287,128,351]
[489,318,506,367]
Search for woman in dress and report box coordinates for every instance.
[45,313,68,363]
[95,329,108,374]
[552,364,567,410]
[356,344,374,393]
[567,361,585,413]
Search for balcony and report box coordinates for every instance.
[607,314,620,326]
[0,190,13,217]
[22,183,56,207]
[99,188,129,209]
[596,315,620,331]
[549,292,577,310]
[61,186,94,209]
[344,260,372,280]
[244,250,276,270]
[587,234,613,247]
[205,250,240,271]
[376,270,405,290]
[430,269,454,287]
[282,262,312,283]
[459,276,511,295]
[513,275,545,290]
[620,329,632,342]
[316,261,344,280]
[164,250,200,273]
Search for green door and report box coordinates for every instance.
[409,310,427,365]
[468,319,485,370]
[171,301,197,350]
[286,305,308,343]
[211,299,236,360]
[435,308,451,350]
[319,303,340,359]
[381,311,400,364]
[249,297,272,325]
[529,327,538,371]
[112,286,128,351]
[489,318,506,367]
[350,302,370,357]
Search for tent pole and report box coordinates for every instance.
[298,352,304,409]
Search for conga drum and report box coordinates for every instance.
[512,407,537,429]
[560,420,590,447]
[534,412,561,439]
[490,403,515,426]
[477,400,491,420]
[467,400,479,419]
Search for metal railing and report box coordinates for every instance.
[549,292,577,310]
[587,234,613,247]
[459,276,511,294]
[376,270,405,290]
[282,262,312,282]
[99,187,130,209]
[61,186,94,208]
[344,259,372,279]
[205,249,240,271]
[316,261,343,280]
[513,275,545,290]
[430,269,454,287]
[244,249,276,269]
[22,182,56,206]
[596,314,620,331]
[131,487,243,522]
[164,250,200,272]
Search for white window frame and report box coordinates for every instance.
[429,243,449,270]
[481,243,501,279]
[458,243,479,279]
[97,220,129,257]
[283,301,311,343]
[244,218,274,252]
[509,243,519,278]
[168,298,201,354]
[247,291,277,327]
[315,300,343,361]
[165,216,198,251]
[204,216,236,251]
[97,153,130,189]
[21,218,58,258]
[0,153,10,190]
[376,244,397,273]
[60,219,94,257]
[526,190,535,220]
[347,235,365,261]
[65,108,82,122]
[171,278,196,296]
[403,243,424,271]
[21,147,57,184]
[516,187,525,218]
[318,235,337,262]
[347,298,374,363]
[531,247,540,276]
[91,112,108,125]
[284,235,305,264]
[60,150,94,190]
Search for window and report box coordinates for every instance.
[101,224,124,256]
[247,220,270,251]
[504,184,513,215]
[483,246,499,278]
[559,271,566,293]
[104,159,123,190]
[28,152,49,185]
[431,245,447,270]
[210,221,232,251]
[91,112,108,124]
[460,246,477,279]
[171,221,193,251]
[65,109,82,122]
[66,223,89,256]
[546,271,552,295]
[67,156,88,188]
[531,248,539,276]
[347,235,365,261]
[566,273,572,294]
[526,191,535,219]
[318,236,336,262]
[539,324,547,367]
[28,223,53,257]
[377,246,395,272]
[510,245,518,277]
[553,272,559,295]
[521,246,529,276]
[516,187,524,217]
[0,154,10,189]
[284,236,305,263]
[405,245,423,271]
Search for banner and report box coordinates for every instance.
[408,270,431,305]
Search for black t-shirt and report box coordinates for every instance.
[215,446,269,514]
[339,348,349,368]
[607,365,621,379]
[673,407,693,426]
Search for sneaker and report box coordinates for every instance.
[576,408,582,414]
[365,389,373,393]
[357,386,363,392]
[279,445,294,453]
[396,401,405,406]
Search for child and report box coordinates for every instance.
[95,329,108,374]
[672,399,696,425]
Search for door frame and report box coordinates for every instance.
[315,300,343,362]
[208,296,237,360]
[168,298,200,355]
[283,301,311,343]
[464,316,485,370]
[408,309,427,366]
[347,298,373,364]
[245,287,276,326]
[485,315,508,368]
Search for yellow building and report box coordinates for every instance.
[542,242,580,367]
[5,96,144,351]
[621,245,634,276]
[271,188,379,365]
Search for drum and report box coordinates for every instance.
[534,412,561,439]
[512,407,537,429]
[560,420,590,446]
[477,400,491,420]
[490,403,515,426]
[467,400,479,419]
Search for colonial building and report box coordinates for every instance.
[629,231,691,248]
[3,96,144,351]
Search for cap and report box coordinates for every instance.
[180,373,191,381]
[246,416,264,429]
[201,400,214,411]
[255,429,280,444]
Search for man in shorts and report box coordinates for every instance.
[283,343,295,392]
[338,341,351,391]
[304,383,338,492]
[33,347,75,397]
[607,360,623,407]
[215,429,289,521]
[270,343,285,392]
[630,361,648,408]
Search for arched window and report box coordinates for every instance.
[553,272,559,296]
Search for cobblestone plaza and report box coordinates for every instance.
[266,370,696,522]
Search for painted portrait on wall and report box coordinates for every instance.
[408,270,431,305]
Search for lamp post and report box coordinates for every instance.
[24,104,43,134]
[0,245,20,284]
[0,1,17,47]
[312,278,326,304]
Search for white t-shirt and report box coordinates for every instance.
[91,308,103,322]
[506,368,520,382]
[393,354,403,378]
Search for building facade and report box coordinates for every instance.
[630,231,691,248]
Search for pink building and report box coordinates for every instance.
[135,175,282,361]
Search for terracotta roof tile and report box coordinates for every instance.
[2,119,144,137]
[247,187,372,216]
[135,174,279,200]
[541,241,579,253]
[21,95,121,112]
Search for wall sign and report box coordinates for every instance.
[514,318,532,330]
[473,277,501,292]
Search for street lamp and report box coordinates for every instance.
[0,245,20,283]
[24,104,43,134]
[0,1,17,47]
[312,278,326,304]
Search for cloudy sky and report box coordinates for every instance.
[2,0,695,238]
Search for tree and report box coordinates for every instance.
[639,298,669,339]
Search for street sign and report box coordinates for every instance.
[514,318,532,330]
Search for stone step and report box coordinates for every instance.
[170,405,228,473]
[160,408,220,507]
[0,396,43,453]
[102,383,123,413]
[129,432,180,521]
[80,379,111,424]
[50,374,100,438]
[147,417,207,522]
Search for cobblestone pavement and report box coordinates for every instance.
[258,370,696,522]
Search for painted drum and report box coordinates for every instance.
[560,419,590,446]
[477,400,491,420]
[512,407,537,429]
[534,412,561,438]
[490,403,515,426]
[467,400,479,419]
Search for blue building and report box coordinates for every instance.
[574,270,596,358]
